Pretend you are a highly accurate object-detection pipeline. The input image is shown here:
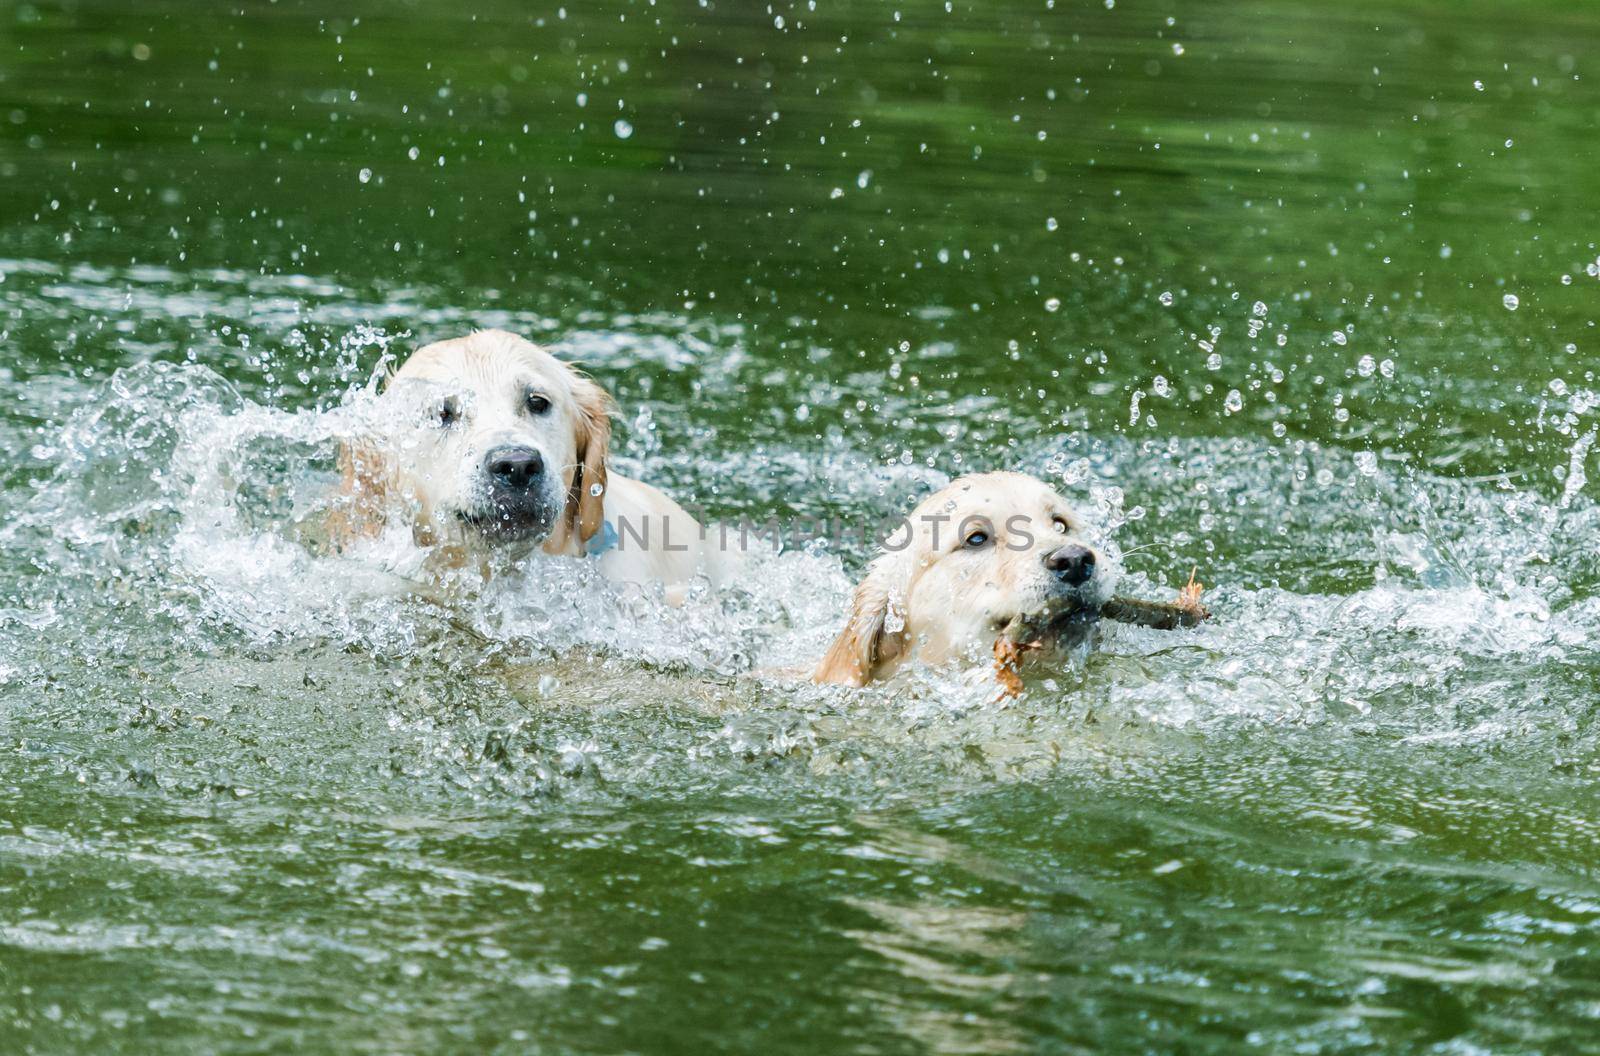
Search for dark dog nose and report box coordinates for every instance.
[485,446,543,490]
[1044,544,1096,586]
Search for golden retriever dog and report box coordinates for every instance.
[331,329,712,590]
[812,472,1116,687]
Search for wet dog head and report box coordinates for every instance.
[334,330,611,552]
[813,472,1117,686]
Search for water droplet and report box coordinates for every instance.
[1044,297,1061,312]
[1158,291,1174,306]
[1223,389,1243,414]
[1151,375,1170,397]
[613,118,634,139]
[357,167,372,184]
[1331,331,1348,346]
[1503,293,1519,310]
[407,146,420,161]
[1562,274,1573,285]
[1045,216,1058,232]
[1357,354,1376,377]
[1354,451,1379,477]
[1473,79,1485,91]
[1205,352,1222,370]
[589,482,605,496]
[1171,43,1184,55]
[1251,300,1268,317]
[856,169,872,189]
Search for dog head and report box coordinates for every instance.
[813,472,1116,686]
[334,330,611,552]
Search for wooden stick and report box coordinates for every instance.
[1103,568,1209,629]
[993,571,1210,696]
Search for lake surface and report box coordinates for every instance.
[4,0,1600,1052]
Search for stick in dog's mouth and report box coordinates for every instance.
[997,599,1100,652]
[992,571,1211,697]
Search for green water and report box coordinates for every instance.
[5,0,1600,1052]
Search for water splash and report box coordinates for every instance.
[12,350,1600,788]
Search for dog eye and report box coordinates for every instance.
[524,391,551,416]
[963,530,990,549]
[437,397,462,428]
[1052,516,1071,534]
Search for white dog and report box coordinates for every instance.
[813,472,1116,686]
[331,329,712,590]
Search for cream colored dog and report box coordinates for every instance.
[813,472,1116,686]
[331,329,711,590]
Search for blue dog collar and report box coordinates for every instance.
[585,519,619,558]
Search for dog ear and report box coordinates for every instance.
[568,372,615,545]
[812,556,907,687]
[324,438,394,551]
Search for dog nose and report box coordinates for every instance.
[485,446,543,490]
[1044,544,1096,586]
